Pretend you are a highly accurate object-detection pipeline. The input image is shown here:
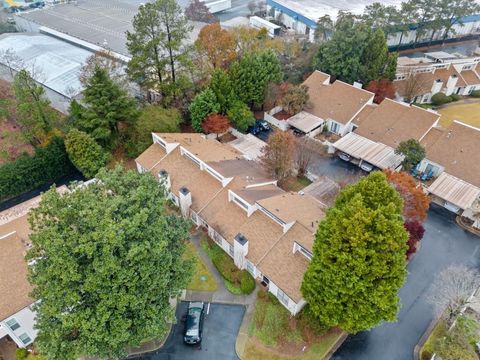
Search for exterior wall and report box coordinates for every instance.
[0,305,37,348]
[387,16,480,47]
[266,1,316,41]
[0,64,72,114]
[327,119,345,136]
[264,107,290,131]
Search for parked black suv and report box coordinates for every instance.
[183,302,205,345]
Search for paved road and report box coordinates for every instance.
[333,204,480,360]
[134,302,244,360]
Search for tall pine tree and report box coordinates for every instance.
[71,66,138,148]
[301,172,408,333]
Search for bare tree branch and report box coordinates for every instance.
[427,264,480,327]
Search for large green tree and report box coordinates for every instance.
[227,100,255,132]
[230,50,283,108]
[127,0,192,97]
[27,166,193,360]
[314,15,397,84]
[209,69,236,114]
[71,66,138,148]
[395,139,426,171]
[188,88,220,131]
[65,129,108,178]
[302,172,408,333]
[13,69,57,146]
[126,105,182,157]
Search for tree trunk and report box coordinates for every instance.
[396,31,404,51]
[153,46,164,96]
[165,21,176,84]
[428,29,437,47]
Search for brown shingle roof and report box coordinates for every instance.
[354,98,439,148]
[155,133,242,162]
[303,72,374,125]
[256,223,311,302]
[0,215,34,320]
[395,65,468,98]
[257,193,325,230]
[135,143,167,170]
[460,65,480,85]
[150,148,223,212]
[423,121,480,187]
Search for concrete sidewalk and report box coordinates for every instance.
[184,232,259,359]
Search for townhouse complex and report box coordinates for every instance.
[394,52,480,103]
[135,133,326,315]
[0,215,37,349]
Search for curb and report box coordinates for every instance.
[126,322,173,359]
[413,317,441,360]
[324,331,348,360]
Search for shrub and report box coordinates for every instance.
[431,92,451,106]
[470,90,480,98]
[449,94,461,101]
[65,129,108,178]
[0,137,75,201]
[15,349,28,360]
[240,270,255,294]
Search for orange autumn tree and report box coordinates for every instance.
[260,131,295,182]
[195,23,237,70]
[202,113,231,138]
[384,169,430,222]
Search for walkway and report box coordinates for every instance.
[184,232,258,359]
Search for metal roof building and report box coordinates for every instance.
[428,172,480,211]
[14,0,205,57]
[0,33,93,112]
[333,132,404,170]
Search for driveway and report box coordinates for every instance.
[308,154,363,184]
[133,302,245,360]
[333,204,480,360]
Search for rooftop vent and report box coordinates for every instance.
[179,187,190,195]
[159,169,168,177]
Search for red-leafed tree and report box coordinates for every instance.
[202,113,231,138]
[404,220,425,259]
[384,170,430,222]
[366,79,396,104]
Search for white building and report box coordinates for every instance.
[0,216,37,349]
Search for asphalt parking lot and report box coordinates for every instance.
[133,302,245,360]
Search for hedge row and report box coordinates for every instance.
[0,137,75,201]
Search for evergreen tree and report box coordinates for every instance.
[361,29,398,83]
[227,100,255,132]
[302,172,408,333]
[188,88,220,132]
[209,69,236,114]
[27,166,193,360]
[64,129,108,178]
[73,66,139,148]
[230,50,283,108]
[13,69,57,146]
[127,0,192,96]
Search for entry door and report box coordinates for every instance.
[261,275,270,288]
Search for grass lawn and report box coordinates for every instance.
[420,318,447,360]
[280,176,312,192]
[200,235,255,295]
[438,100,480,129]
[245,290,345,360]
[184,241,218,292]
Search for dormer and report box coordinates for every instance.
[152,133,179,154]
[293,241,313,261]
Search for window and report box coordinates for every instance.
[233,196,249,210]
[6,318,20,331]
[330,122,340,134]
[229,244,234,257]
[18,333,31,345]
[184,151,201,167]
[258,205,286,226]
[246,260,254,275]
[277,288,290,306]
[205,166,223,182]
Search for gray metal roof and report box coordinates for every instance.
[0,33,92,97]
[17,0,205,57]
[333,132,404,170]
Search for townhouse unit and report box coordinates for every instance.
[332,98,440,171]
[0,215,37,349]
[135,133,326,315]
[394,57,480,104]
[419,121,480,228]
[264,71,375,137]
